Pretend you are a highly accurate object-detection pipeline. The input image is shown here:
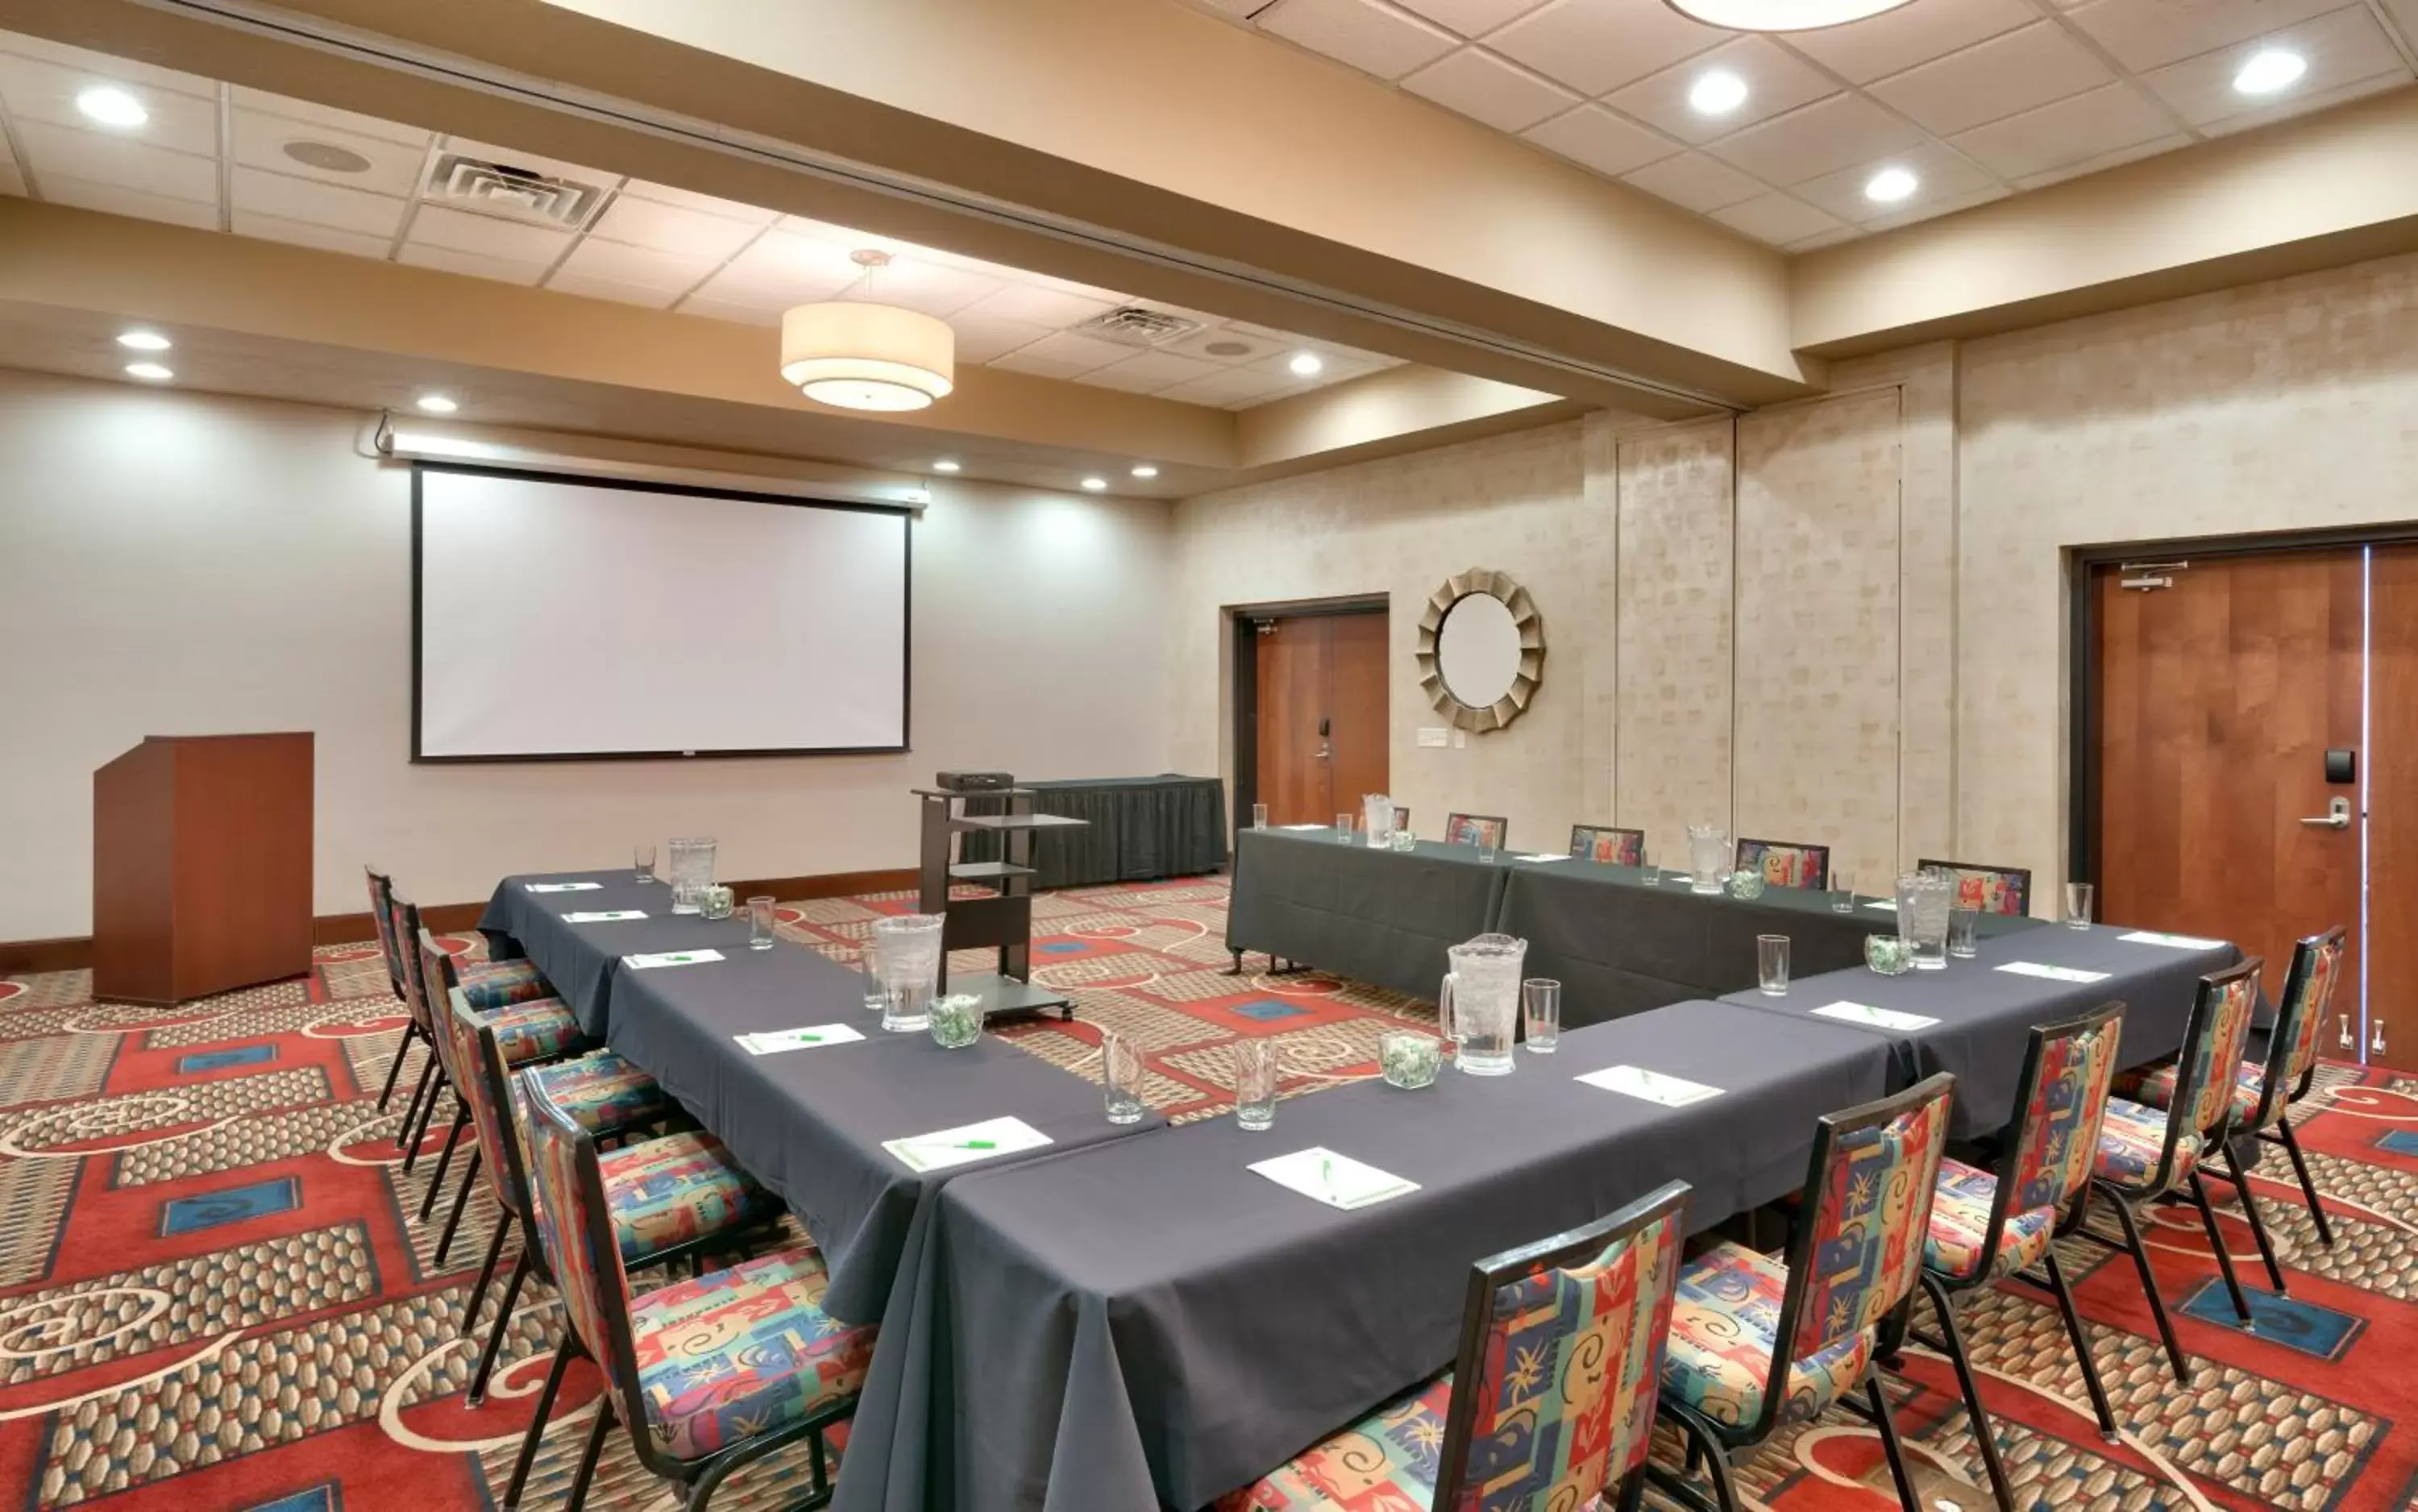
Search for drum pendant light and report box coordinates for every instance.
[780,249,956,412]
[1662,0,1915,31]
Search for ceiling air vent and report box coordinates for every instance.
[1073,305,1207,348]
[423,152,608,228]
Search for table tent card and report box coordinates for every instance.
[1248,1147,1419,1211]
[625,949,725,970]
[2120,930,2228,949]
[1813,1000,1941,1031]
[1996,962,2113,984]
[562,910,646,923]
[524,881,603,893]
[736,1023,866,1056]
[1577,1065,1724,1107]
[885,1115,1053,1173]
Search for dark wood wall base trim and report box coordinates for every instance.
[6,866,924,977]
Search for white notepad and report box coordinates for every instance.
[1577,1065,1724,1107]
[625,949,725,970]
[1996,962,2112,984]
[563,910,646,924]
[884,1115,1053,1173]
[1814,1000,1940,1032]
[1249,1147,1420,1211]
[736,1023,864,1056]
[2119,930,2227,950]
[524,881,602,893]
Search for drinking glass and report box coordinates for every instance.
[1947,905,1980,958]
[1522,978,1562,1053]
[1103,1032,1146,1124]
[1477,836,1498,864]
[1252,803,1269,830]
[2065,882,2095,930]
[1830,869,1855,914]
[1233,1039,1278,1130]
[634,844,656,885]
[874,914,945,1032]
[1336,812,1356,842]
[1639,846,1662,887]
[858,936,884,1011]
[929,993,983,1049]
[1757,934,1790,995]
[746,895,777,950]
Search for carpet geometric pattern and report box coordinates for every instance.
[0,874,2413,1510]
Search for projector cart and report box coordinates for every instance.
[912,785,1082,1021]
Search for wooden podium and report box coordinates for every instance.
[93,733,314,1004]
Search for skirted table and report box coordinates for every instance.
[955,774,1228,888]
[1223,826,1508,999]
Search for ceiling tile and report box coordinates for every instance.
[1394,0,1553,32]
[396,241,552,285]
[1488,0,1731,96]
[228,87,431,147]
[1077,351,1230,393]
[436,136,619,193]
[2197,67,2410,135]
[948,314,1057,363]
[1154,366,1304,406]
[405,203,573,263]
[543,270,686,309]
[586,191,765,261]
[230,108,426,197]
[0,163,27,197]
[2135,6,2408,127]
[852,258,1005,318]
[958,282,1121,330]
[674,295,786,328]
[1777,0,2036,84]
[229,210,393,259]
[0,53,221,145]
[39,172,218,228]
[551,235,720,293]
[1602,35,1838,144]
[0,31,216,96]
[1257,0,1460,80]
[2387,0,2418,48]
[618,179,781,225]
[230,164,406,237]
[1787,141,1994,223]
[991,347,1120,381]
[1709,191,1846,243]
[1865,22,2113,136]
[2060,0,2349,71]
[14,121,218,203]
[1619,148,1767,211]
[1402,47,1581,130]
[999,330,1135,373]
[1947,80,2175,178]
[2009,131,2188,187]
[1859,181,2009,231]
[1702,93,1926,184]
[1521,103,1678,177]
[703,231,866,304]
[1784,223,1865,251]
[1159,326,1294,365]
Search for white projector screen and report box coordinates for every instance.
[413,466,910,760]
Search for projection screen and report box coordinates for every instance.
[413,466,911,761]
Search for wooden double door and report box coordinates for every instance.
[1248,608,1390,829]
[2093,545,2418,1069]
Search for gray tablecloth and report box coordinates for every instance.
[1224,827,1508,998]
[1721,921,2238,1140]
[958,775,1229,887]
[478,870,749,1035]
[1499,859,2046,1028]
[835,1000,1898,1512]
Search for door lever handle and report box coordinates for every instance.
[2299,796,2353,829]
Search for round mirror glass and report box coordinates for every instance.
[1436,592,1521,710]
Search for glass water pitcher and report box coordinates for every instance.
[667,837,718,916]
[1440,933,1527,1077]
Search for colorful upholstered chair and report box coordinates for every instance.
[1732,838,1830,891]
[1916,858,2032,917]
[385,886,563,1169]
[1914,1004,2124,1509]
[363,866,427,1113]
[1446,812,1508,849]
[1218,1181,1688,1512]
[515,1064,870,1512]
[1571,824,1647,866]
[2074,957,2262,1383]
[402,920,578,1201]
[1652,1075,1955,1512]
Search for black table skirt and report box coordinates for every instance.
[958,775,1228,888]
[1224,827,1508,999]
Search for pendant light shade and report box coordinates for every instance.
[1662,0,1915,29]
[779,250,955,412]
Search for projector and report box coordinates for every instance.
[937,771,1016,792]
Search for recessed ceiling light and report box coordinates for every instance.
[2233,48,2307,95]
[1131,464,1159,479]
[76,85,148,128]
[116,330,172,352]
[1287,352,1323,377]
[1663,0,1914,31]
[932,459,962,473]
[1080,476,1108,492]
[1863,166,1919,204]
[124,362,173,382]
[415,393,459,414]
[1688,69,1750,116]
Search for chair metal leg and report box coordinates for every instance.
[2275,1117,2335,1246]
[2187,1170,2255,1323]
[564,1394,615,1512]
[418,1107,471,1219]
[401,1072,450,1173]
[467,1248,530,1406]
[2220,1146,2287,1294]
[375,1025,416,1110]
[465,1215,512,1326]
[2042,1248,2118,1440]
[1647,1409,1739,1512]
[2104,1185,2191,1385]
[1923,1274,2013,1512]
[501,1333,576,1511]
[433,1149,482,1267]
[1616,1472,1646,1512]
[1865,1375,1922,1512]
[395,1051,437,1149]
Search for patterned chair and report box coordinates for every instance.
[403,919,578,1206]
[1913,1004,2125,1509]
[1916,858,2032,917]
[517,1064,870,1512]
[362,866,426,1113]
[2073,957,2262,1384]
[386,887,563,1173]
[1732,838,1830,891]
[1570,825,1647,866]
[1446,812,1508,849]
[2117,928,2346,1287]
[1218,1181,1688,1512]
[1651,1074,1955,1512]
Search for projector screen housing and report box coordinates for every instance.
[412,464,912,762]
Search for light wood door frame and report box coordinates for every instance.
[1230,595,1388,837]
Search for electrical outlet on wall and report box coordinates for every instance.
[1417,728,1448,748]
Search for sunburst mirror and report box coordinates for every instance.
[1415,568,1543,732]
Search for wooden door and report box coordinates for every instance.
[1250,610,1390,827]
[2094,551,2364,1040]
[2365,547,2418,1067]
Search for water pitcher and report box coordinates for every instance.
[1362,793,1397,849]
[667,837,718,916]
[1440,933,1526,1077]
[1897,868,1954,971]
[873,913,945,1032]
[1686,823,1730,895]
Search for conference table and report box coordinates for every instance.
[955,774,1230,887]
[1223,826,1510,997]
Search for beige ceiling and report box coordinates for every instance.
[1193,0,2418,250]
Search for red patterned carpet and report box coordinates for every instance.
[0,873,2412,1510]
